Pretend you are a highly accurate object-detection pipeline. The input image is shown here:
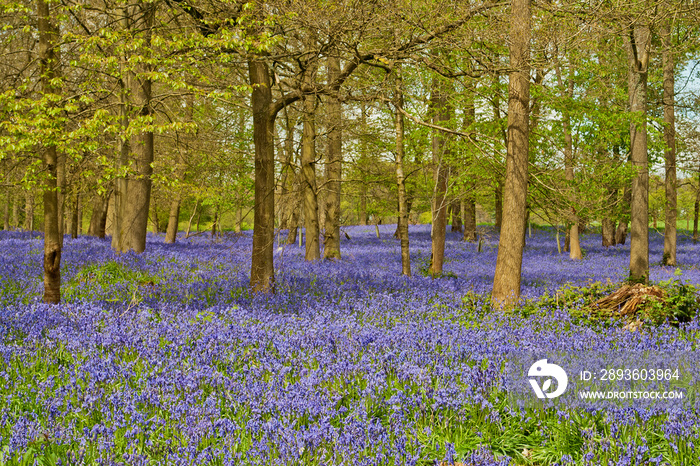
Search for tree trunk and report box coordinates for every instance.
[301,60,320,261]
[248,57,275,292]
[463,196,477,242]
[393,66,411,276]
[165,99,192,243]
[185,198,198,239]
[280,101,297,238]
[451,200,463,232]
[112,3,155,254]
[38,0,61,303]
[555,57,581,260]
[287,202,299,244]
[625,25,651,283]
[235,206,242,233]
[88,193,104,236]
[3,192,10,230]
[694,195,699,243]
[12,196,19,229]
[151,192,160,234]
[494,180,503,230]
[602,218,616,247]
[323,54,342,260]
[70,191,79,239]
[24,192,34,232]
[98,192,109,239]
[211,206,219,237]
[662,21,676,266]
[602,187,617,247]
[165,193,181,243]
[359,185,368,225]
[492,0,530,308]
[428,75,451,277]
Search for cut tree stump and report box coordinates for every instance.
[591,284,666,317]
[588,284,666,331]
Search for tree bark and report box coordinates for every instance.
[98,192,109,239]
[494,180,503,230]
[248,57,275,291]
[661,21,676,266]
[24,192,34,231]
[323,54,342,260]
[38,0,61,303]
[70,191,79,238]
[88,193,104,236]
[393,66,411,276]
[492,0,530,308]
[12,196,19,229]
[463,196,477,242]
[185,198,198,239]
[625,25,651,283]
[428,74,452,277]
[602,188,617,247]
[616,218,629,245]
[165,101,192,243]
[451,200,463,232]
[112,2,155,254]
[300,55,320,261]
[3,192,10,230]
[165,193,181,242]
[694,193,699,243]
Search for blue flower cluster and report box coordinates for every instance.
[0,226,698,465]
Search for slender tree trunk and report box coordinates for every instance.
[24,192,34,231]
[323,53,342,260]
[12,196,19,229]
[555,58,581,260]
[428,75,451,277]
[235,206,242,233]
[98,192,109,239]
[492,0,530,308]
[3,192,10,230]
[38,0,61,303]
[165,193,182,243]
[165,98,191,244]
[393,66,410,276]
[602,187,617,247]
[662,21,676,266]
[694,194,699,243]
[185,198,198,239]
[248,57,275,291]
[494,180,503,230]
[151,194,160,234]
[70,191,79,238]
[359,185,368,225]
[301,58,320,261]
[625,25,650,283]
[287,200,299,244]
[211,207,219,237]
[280,102,297,237]
[88,193,104,236]
[451,200,463,232]
[463,196,477,242]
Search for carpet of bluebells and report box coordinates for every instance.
[1,225,700,465]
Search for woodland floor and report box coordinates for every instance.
[0,225,699,465]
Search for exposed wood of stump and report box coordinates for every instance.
[590,284,666,317]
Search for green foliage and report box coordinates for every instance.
[653,270,700,325]
[63,261,160,304]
